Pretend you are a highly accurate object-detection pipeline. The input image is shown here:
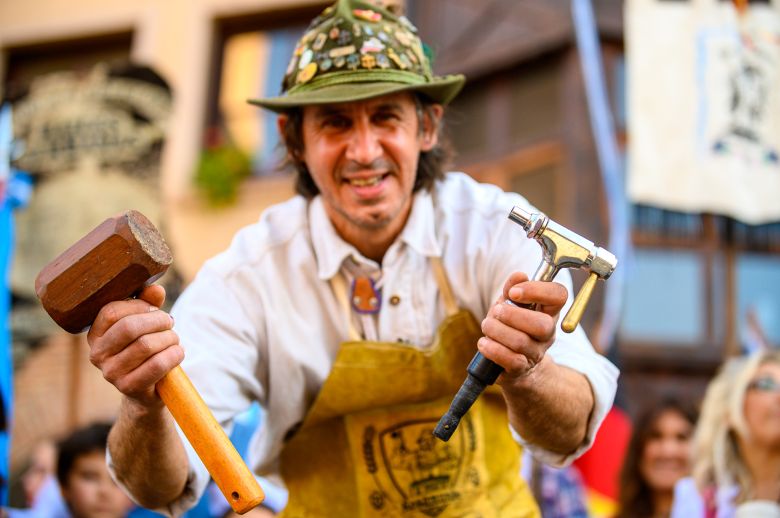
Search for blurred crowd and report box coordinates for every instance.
[3,348,780,517]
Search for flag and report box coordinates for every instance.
[573,405,633,518]
[0,102,33,505]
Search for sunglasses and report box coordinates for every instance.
[747,377,780,393]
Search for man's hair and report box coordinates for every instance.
[279,94,453,199]
[56,422,112,487]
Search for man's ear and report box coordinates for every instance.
[421,104,444,152]
[277,114,289,139]
[277,114,299,161]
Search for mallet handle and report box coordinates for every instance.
[156,366,264,514]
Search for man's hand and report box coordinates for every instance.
[87,285,183,408]
[478,272,594,455]
[478,272,567,381]
[87,284,189,509]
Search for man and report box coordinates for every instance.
[87,0,618,516]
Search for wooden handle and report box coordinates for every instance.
[156,366,264,514]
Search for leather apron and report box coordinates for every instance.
[279,258,539,517]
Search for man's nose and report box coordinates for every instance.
[346,121,382,164]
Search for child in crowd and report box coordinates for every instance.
[55,423,134,518]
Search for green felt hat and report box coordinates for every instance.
[248,0,465,112]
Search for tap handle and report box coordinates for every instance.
[561,271,598,333]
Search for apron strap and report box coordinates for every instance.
[329,256,459,340]
[330,273,362,342]
[430,256,459,317]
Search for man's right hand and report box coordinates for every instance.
[87,284,183,407]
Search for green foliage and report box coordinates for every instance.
[193,145,252,206]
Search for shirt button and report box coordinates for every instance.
[389,295,401,306]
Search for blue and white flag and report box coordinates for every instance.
[0,102,32,506]
[627,0,780,224]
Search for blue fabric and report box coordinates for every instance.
[522,450,589,518]
[0,171,33,506]
[198,403,287,516]
[538,463,590,518]
[0,102,12,507]
[134,403,286,517]
[571,0,631,352]
[258,27,303,172]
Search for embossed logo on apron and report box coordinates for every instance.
[361,415,480,516]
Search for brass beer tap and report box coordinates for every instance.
[433,206,618,441]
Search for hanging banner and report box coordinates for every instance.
[626,0,780,224]
[8,63,173,387]
[11,63,172,301]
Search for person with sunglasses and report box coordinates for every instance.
[671,350,780,518]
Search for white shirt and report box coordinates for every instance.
[161,172,618,515]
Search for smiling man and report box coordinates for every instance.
[86,1,618,516]
[290,94,441,260]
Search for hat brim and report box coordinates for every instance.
[248,74,465,113]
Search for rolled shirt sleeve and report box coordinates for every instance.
[510,323,620,467]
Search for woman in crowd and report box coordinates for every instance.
[671,349,780,517]
[617,397,697,518]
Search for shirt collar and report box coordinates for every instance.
[308,188,442,280]
[309,196,356,280]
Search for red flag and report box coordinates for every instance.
[573,406,632,517]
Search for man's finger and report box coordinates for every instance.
[484,304,556,345]
[501,272,529,300]
[476,336,537,377]
[99,329,180,382]
[505,281,567,316]
[138,284,166,309]
[92,310,175,361]
[112,346,185,401]
[88,298,164,340]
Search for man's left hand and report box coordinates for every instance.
[478,271,568,379]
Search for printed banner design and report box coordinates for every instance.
[627,0,780,224]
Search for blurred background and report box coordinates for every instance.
[1,0,779,515]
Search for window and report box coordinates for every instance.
[619,248,708,345]
[736,253,780,347]
[206,5,325,176]
[4,32,132,99]
[619,203,780,361]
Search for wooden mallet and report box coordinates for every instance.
[34,210,264,514]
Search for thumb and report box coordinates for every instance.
[138,284,166,309]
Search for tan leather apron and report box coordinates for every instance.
[279,258,539,517]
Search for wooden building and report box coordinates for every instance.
[409,0,780,417]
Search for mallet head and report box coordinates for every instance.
[35,210,172,334]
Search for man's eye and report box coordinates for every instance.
[374,112,398,122]
[323,117,350,129]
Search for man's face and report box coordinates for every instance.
[60,450,133,518]
[296,92,441,241]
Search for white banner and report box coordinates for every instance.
[627,0,780,224]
